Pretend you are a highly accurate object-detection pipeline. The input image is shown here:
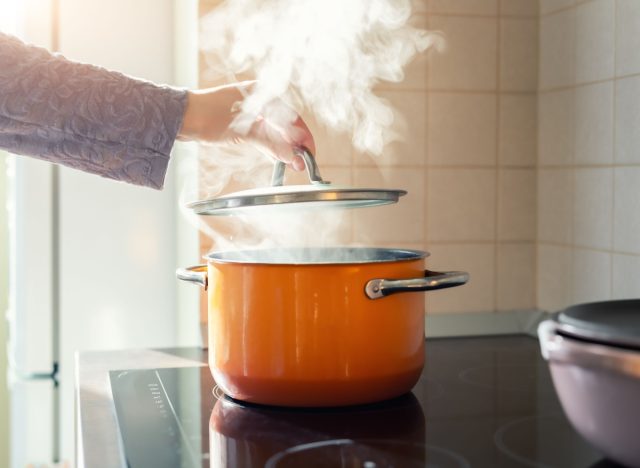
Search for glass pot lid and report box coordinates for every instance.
[187,148,407,216]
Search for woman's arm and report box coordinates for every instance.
[0,32,187,189]
[0,33,315,189]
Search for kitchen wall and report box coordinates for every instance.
[196,0,540,316]
[377,0,539,315]
[537,0,640,312]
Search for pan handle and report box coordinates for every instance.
[365,270,469,300]
[176,265,208,290]
[538,319,640,378]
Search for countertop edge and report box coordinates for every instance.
[75,348,207,468]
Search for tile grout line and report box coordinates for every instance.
[494,0,502,404]
[532,0,542,314]
[398,88,536,95]
[611,0,618,299]
[423,12,538,19]
[538,239,640,258]
[424,13,430,315]
[429,239,537,245]
[351,162,640,170]
[569,1,577,305]
[540,0,597,18]
[494,3,501,313]
[539,75,621,94]
[350,164,538,169]
[534,0,540,313]
[536,162,640,169]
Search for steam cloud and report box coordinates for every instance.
[183,0,441,257]
[200,0,442,155]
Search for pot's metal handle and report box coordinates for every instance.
[176,265,208,290]
[365,270,469,300]
[271,147,331,186]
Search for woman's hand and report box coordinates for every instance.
[177,82,314,171]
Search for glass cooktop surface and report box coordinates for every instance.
[109,336,623,468]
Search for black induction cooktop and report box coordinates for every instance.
[109,335,623,468]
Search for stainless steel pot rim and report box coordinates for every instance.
[204,247,429,265]
[188,186,407,216]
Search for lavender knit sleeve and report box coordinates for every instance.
[0,32,188,189]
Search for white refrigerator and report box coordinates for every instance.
[5,0,200,465]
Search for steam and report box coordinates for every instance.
[183,0,440,258]
[200,0,442,155]
[178,144,355,258]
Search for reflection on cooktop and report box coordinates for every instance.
[110,336,623,468]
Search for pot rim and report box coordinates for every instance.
[203,247,429,265]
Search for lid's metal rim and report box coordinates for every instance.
[203,247,429,265]
[188,188,407,215]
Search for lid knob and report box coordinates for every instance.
[271,147,331,187]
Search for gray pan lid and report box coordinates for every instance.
[557,299,640,349]
[188,148,406,216]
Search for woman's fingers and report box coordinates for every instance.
[250,112,316,171]
[180,84,316,172]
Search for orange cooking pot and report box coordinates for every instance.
[177,247,467,407]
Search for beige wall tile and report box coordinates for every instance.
[612,253,640,299]
[615,76,640,164]
[500,18,538,91]
[500,0,539,16]
[538,168,573,244]
[427,169,496,241]
[426,243,495,314]
[499,169,536,241]
[614,167,640,254]
[575,82,614,165]
[376,90,427,166]
[497,243,536,311]
[537,244,572,312]
[321,166,352,186]
[428,0,497,15]
[572,248,611,304]
[428,16,497,91]
[575,0,614,83]
[377,242,426,251]
[405,15,429,90]
[308,117,353,167]
[428,93,497,166]
[412,0,429,14]
[499,94,537,166]
[573,168,613,250]
[540,0,575,15]
[383,15,429,90]
[538,89,574,166]
[539,9,575,89]
[616,0,640,76]
[352,168,425,244]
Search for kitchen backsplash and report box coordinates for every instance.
[196,0,639,317]
[538,0,640,312]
